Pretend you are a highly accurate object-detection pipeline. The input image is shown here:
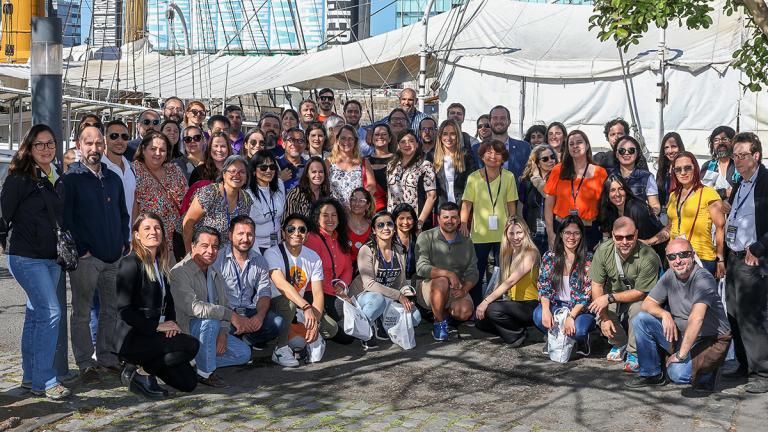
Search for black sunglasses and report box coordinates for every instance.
[614,234,635,242]
[108,132,130,141]
[183,134,203,143]
[618,147,637,156]
[141,119,161,126]
[319,96,334,101]
[666,251,694,261]
[285,225,308,234]
[477,124,491,129]
[258,164,277,172]
[375,221,395,230]
[538,154,557,163]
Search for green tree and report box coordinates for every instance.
[589,0,768,91]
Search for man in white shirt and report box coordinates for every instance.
[102,120,136,233]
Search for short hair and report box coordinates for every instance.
[258,112,281,128]
[612,216,636,233]
[299,99,317,110]
[438,201,460,214]
[524,124,547,143]
[318,88,334,97]
[163,96,184,109]
[228,214,255,233]
[489,105,511,121]
[192,226,221,245]
[343,99,362,112]
[419,116,436,130]
[603,118,630,140]
[732,132,763,160]
[225,105,243,116]
[138,109,160,121]
[282,213,310,231]
[447,102,465,116]
[104,119,128,131]
[207,114,231,129]
[400,88,417,99]
[477,139,510,162]
[76,123,103,141]
[285,127,306,140]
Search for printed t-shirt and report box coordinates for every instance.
[264,244,324,298]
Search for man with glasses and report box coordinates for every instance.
[626,238,731,390]
[722,132,768,393]
[163,97,184,122]
[419,117,437,160]
[701,126,739,199]
[316,89,336,123]
[126,109,161,161]
[276,127,308,191]
[225,105,246,154]
[589,217,660,372]
[489,105,530,179]
[299,100,318,131]
[265,214,338,367]
[102,120,136,231]
[62,124,130,384]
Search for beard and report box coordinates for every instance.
[491,125,508,135]
[85,153,102,165]
[714,144,731,159]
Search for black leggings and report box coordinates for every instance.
[477,300,538,344]
[120,331,200,392]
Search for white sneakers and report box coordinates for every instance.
[272,345,299,367]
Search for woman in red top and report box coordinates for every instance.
[304,198,355,344]
[543,130,608,251]
[347,187,374,271]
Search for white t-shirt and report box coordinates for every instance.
[247,180,286,249]
[264,244,324,298]
[443,155,456,203]
[102,156,136,232]
[556,274,572,302]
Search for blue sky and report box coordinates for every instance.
[370,0,397,35]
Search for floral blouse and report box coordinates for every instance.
[133,161,188,250]
[329,163,362,208]
[386,159,436,213]
[194,183,253,242]
[536,251,593,306]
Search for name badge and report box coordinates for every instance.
[536,218,546,235]
[726,225,738,244]
[269,232,278,247]
[488,215,499,231]
[159,315,166,323]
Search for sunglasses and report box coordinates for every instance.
[108,132,130,141]
[538,155,557,163]
[614,234,635,242]
[673,165,695,174]
[477,124,491,129]
[285,225,308,234]
[617,147,637,156]
[666,250,694,261]
[183,134,203,143]
[375,221,395,230]
[319,96,334,101]
[190,109,206,116]
[258,164,277,172]
[141,119,161,126]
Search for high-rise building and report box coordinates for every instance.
[92,0,123,46]
[54,0,82,47]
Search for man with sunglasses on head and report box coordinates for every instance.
[626,238,731,391]
[264,214,339,367]
[102,120,136,232]
[125,109,161,162]
[589,217,660,373]
[316,89,336,123]
[276,127,308,191]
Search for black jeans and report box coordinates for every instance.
[726,252,768,378]
[471,242,500,307]
[477,300,538,344]
[120,331,200,392]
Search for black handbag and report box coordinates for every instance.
[38,181,79,271]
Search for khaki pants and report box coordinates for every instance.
[416,279,473,311]
[597,300,644,355]
[270,295,338,346]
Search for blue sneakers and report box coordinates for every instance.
[433,319,448,341]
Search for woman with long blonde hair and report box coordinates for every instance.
[325,124,376,208]
[433,119,478,207]
[476,216,541,347]
[519,144,558,254]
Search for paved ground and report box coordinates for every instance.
[1,258,768,431]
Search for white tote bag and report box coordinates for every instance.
[382,301,416,350]
[548,307,576,363]
[342,298,373,341]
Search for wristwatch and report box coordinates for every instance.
[607,293,616,304]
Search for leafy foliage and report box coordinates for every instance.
[590,0,768,91]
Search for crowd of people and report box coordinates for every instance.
[1,87,767,401]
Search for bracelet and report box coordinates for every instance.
[301,303,312,311]
[675,351,686,361]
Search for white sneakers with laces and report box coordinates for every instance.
[272,345,300,367]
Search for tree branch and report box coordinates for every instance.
[742,0,768,37]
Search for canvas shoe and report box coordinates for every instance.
[272,345,300,367]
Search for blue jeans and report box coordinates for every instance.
[356,292,422,326]
[633,311,699,383]
[9,255,62,391]
[189,318,251,375]
[229,308,286,346]
[532,300,596,342]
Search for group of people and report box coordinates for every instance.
[2,87,767,401]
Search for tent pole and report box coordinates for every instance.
[418,0,436,113]
[655,28,666,160]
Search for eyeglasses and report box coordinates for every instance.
[477,124,491,129]
[32,140,56,150]
[319,96,334,101]
[390,117,407,123]
[375,221,395,229]
[562,231,582,238]
[108,132,130,141]
[350,198,369,204]
[538,154,557,163]
[190,109,206,117]
[285,225,308,235]
[732,152,755,160]
[225,169,246,176]
[617,147,637,156]
[613,234,635,242]
[258,164,277,172]
[141,119,161,126]
[713,137,731,144]
[421,127,436,132]
[287,138,306,145]
[666,250,694,261]
[673,165,695,174]
[183,134,203,143]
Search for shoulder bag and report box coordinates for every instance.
[38,182,79,271]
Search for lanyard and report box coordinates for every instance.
[484,168,503,215]
[732,181,756,219]
[223,187,240,226]
[258,187,277,232]
[675,187,696,234]
[318,233,337,280]
[232,256,249,306]
[570,164,590,207]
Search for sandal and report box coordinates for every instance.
[606,345,626,362]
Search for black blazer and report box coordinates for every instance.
[731,164,768,273]
[434,149,478,206]
[115,252,175,354]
